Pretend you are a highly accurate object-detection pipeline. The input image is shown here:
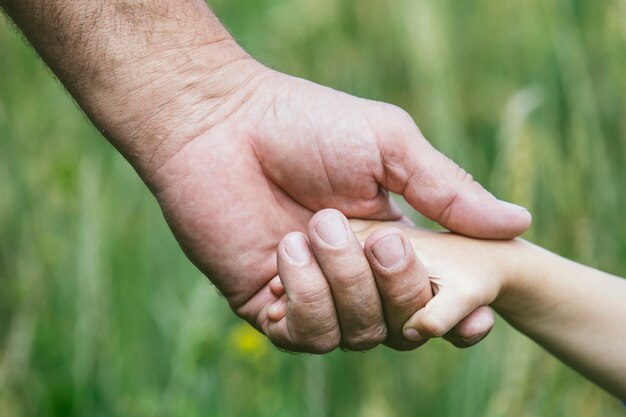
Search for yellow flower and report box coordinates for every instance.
[229,322,267,358]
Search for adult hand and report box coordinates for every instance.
[1,0,530,352]
[152,64,528,351]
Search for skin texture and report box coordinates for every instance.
[0,0,531,352]
[335,219,625,398]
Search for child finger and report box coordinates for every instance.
[402,286,484,341]
[444,306,494,348]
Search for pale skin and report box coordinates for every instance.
[271,211,626,398]
[0,1,533,352]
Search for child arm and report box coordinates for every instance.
[494,242,626,398]
[351,220,626,398]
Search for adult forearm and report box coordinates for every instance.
[0,0,263,178]
[495,244,626,398]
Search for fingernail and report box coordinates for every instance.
[403,327,424,342]
[371,234,405,268]
[315,213,347,247]
[285,234,311,263]
[460,333,485,345]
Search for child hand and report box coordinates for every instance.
[349,219,518,343]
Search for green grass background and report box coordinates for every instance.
[1,0,625,416]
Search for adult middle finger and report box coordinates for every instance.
[307,209,387,350]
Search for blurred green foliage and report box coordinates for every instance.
[0,0,625,416]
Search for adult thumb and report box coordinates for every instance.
[376,111,531,239]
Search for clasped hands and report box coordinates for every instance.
[6,0,624,397]
[265,209,498,353]
[0,0,532,356]
[150,61,532,354]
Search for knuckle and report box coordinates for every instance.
[341,322,387,351]
[372,260,432,310]
[457,284,481,306]
[388,277,432,310]
[292,283,330,309]
[412,277,433,302]
[337,266,373,289]
[304,331,341,354]
[293,321,341,354]
[290,306,341,353]
[383,287,415,310]
[420,315,447,338]
[432,163,476,225]
[434,192,460,226]
[382,105,420,143]
[385,104,414,126]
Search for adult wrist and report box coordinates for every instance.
[1,0,270,181]
[85,40,269,181]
